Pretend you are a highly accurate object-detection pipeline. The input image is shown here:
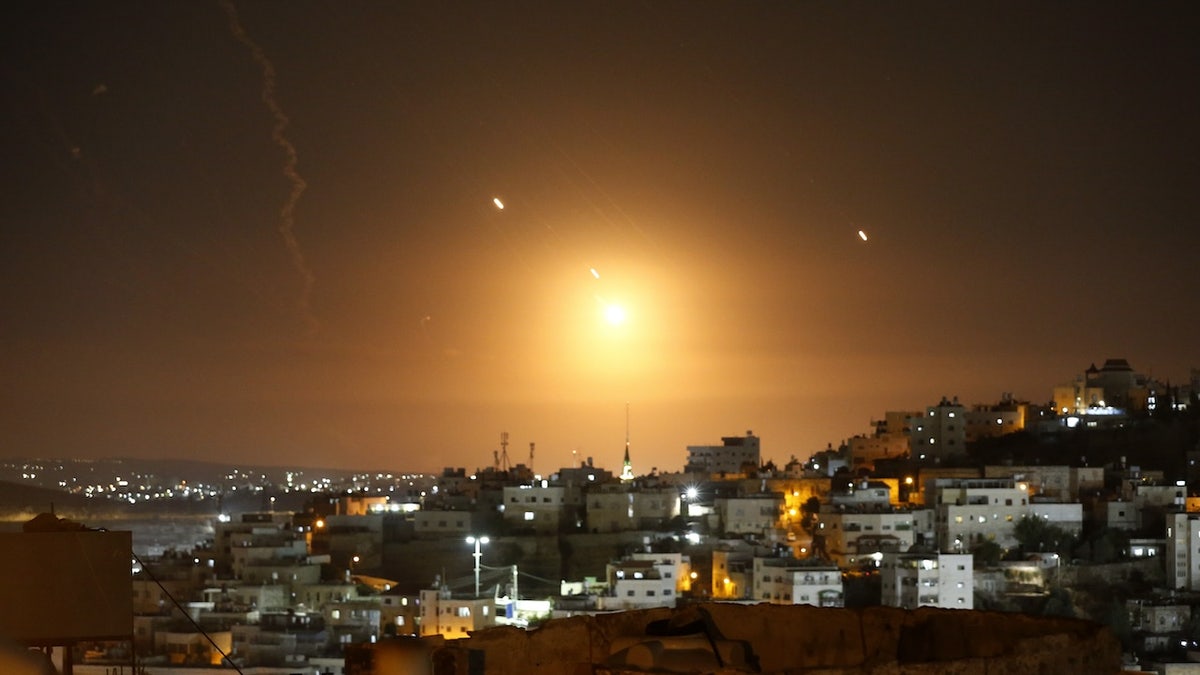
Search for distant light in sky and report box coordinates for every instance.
[493,197,504,210]
[603,304,627,326]
[590,267,600,279]
[858,230,868,241]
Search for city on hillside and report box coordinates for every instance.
[4,358,1200,674]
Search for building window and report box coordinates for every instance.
[524,512,535,521]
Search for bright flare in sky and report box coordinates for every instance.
[858,229,868,241]
[493,197,504,210]
[590,267,600,279]
[603,303,627,325]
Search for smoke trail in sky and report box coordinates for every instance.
[219,0,319,334]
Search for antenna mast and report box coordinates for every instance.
[499,431,511,472]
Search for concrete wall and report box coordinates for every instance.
[413,603,1120,674]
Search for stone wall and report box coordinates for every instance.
[415,603,1121,674]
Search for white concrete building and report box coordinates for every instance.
[818,508,917,568]
[933,478,1028,551]
[752,557,843,607]
[880,552,973,610]
[1028,502,1084,538]
[627,551,693,595]
[502,484,567,534]
[419,587,496,640]
[1167,513,1200,592]
[599,558,678,610]
[718,494,783,536]
[685,432,761,475]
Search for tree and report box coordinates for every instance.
[800,497,821,534]
[1014,515,1074,557]
[972,540,1003,568]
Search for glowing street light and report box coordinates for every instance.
[466,535,490,597]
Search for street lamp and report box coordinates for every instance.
[466,536,490,597]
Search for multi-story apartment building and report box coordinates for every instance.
[231,610,328,666]
[585,483,679,533]
[418,587,496,639]
[752,557,843,607]
[378,590,421,637]
[501,484,567,534]
[1052,376,1107,416]
[413,509,474,539]
[626,551,693,595]
[1167,512,1200,591]
[1028,502,1084,539]
[847,433,910,473]
[598,558,678,610]
[323,512,385,570]
[718,493,783,537]
[983,465,1103,502]
[962,394,1038,443]
[325,599,382,647]
[880,552,973,610]
[932,478,1028,551]
[200,583,288,613]
[212,512,296,576]
[292,582,359,612]
[909,397,967,461]
[818,508,916,568]
[685,432,761,475]
[711,541,769,600]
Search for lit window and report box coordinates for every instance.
[524,512,534,521]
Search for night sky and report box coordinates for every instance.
[3,2,1198,473]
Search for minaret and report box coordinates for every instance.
[620,403,635,482]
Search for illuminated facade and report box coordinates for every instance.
[752,557,844,607]
[419,587,495,639]
[599,559,678,610]
[818,509,917,569]
[880,552,973,610]
[932,478,1028,551]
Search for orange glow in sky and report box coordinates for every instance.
[2,3,1197,475]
